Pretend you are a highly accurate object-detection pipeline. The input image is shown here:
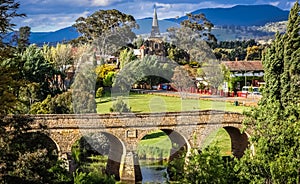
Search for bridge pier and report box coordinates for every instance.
[120,151,142,183]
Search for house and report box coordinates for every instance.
[222,60,264,92]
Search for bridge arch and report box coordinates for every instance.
[200,125,249,158]
[223,126,249,158]
[138,128,191,158]
[12,131,59,162]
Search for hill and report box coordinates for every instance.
[3,5,290,44]
[166,5,289,26]
[134,18,179,35]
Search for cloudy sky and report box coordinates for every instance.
[13,0,295,32]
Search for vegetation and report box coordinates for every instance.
[72,9,137,44]
[168,146,238,183]
[236,1,300,183]
[109,96,131,113]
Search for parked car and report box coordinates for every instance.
[242,86,261,95]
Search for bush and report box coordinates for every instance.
[96,87,103,98]
[109,97,131,113]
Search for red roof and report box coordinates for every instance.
[222,61,263,72]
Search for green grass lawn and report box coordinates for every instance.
[96,93,249,114]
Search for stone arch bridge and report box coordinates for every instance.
[25,110,247,183]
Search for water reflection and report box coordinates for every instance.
[140,160,169,184]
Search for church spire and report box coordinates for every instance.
[150,5,161,37]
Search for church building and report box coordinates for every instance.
[140,6,165,57]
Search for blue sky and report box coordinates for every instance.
[13,0,295,32]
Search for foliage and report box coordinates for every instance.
[17,26,31,51]
[71,134,114,184]
[113,55,176,93]
[119,48,136,69]
[96,87,104,98]
[171,66,195,92]
[0,0,25,37]
[0,66,25,114]
[42,43,73,90]
[29,91,73,114]
[21,45,60,98]
[168,147,238,183]
[73,9,137,43]
[73,168,115,184]
[103,71,116,87]
[164,42,190,65]
[110,97,131,113]
[95,64,116,87]
[180,13,216,42]
[237,2,300,183]
[245,45,263,61]
[71,56,97,113]
[211,39,262,61]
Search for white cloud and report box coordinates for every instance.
[90,0,123,6]
[286,1,295,10]
[14,11,90,32]
[269,1,280,6]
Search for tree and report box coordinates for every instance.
[73,9,137,43]
[17,26,31,51]
[21,45,59,99]
[109,97,131,113]
[0,0,25,42]
[118,48,135,69]
[180,13,216,43]
[168,146,238,183]
[237,2,300,183]
[280,0,300,106]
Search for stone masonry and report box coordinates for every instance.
[23,110,247,183]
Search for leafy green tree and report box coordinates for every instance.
[236,2,300,183]
[180,13,216,43]
[168,146,238,183]
[96,87,103,98]
[21,45,60,99]
[103,71,116,87]
[73,9,137,43]
[119,48,136,69]
[29,91,73,114]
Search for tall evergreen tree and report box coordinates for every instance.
[237,1,300,183]
[281,0,300,106]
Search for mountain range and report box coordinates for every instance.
[4,5,290,45]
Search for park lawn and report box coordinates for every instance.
[96,93,249,114]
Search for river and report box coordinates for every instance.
[140,160,169,184]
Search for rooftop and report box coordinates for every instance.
[222,61,263,72]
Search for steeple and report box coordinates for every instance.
[150,5,161,37]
